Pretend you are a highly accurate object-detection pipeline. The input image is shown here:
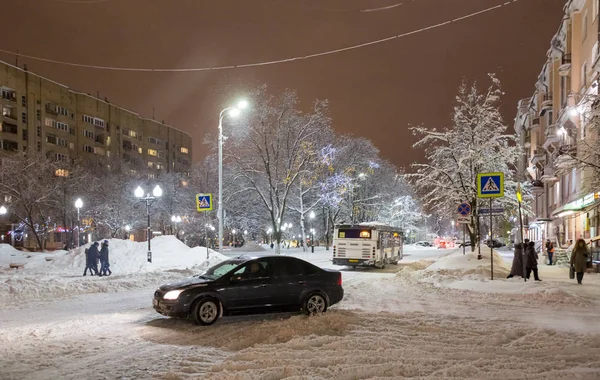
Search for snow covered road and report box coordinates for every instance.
[1,245,599,379]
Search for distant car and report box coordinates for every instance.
[415,241,433,247]
[153,256,344,325]
[437,241,447,249]
[485,239,504,248]
[459,241,472,247]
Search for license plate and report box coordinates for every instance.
[152,299,158,307]
[349,259,359,263]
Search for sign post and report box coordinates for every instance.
[196,193,213,259]
[516,183,526,282]
[457,203,471,255]
[477,172,505,280]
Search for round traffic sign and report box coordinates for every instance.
[457,203,471,216]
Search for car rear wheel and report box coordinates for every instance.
[192,298,220,326]
[302,292,328,315]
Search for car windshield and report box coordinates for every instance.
[196,260,244,280]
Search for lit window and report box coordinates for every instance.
[55,169,69,177]
[148,161,154,168]
[137,147,143,154]
[181,180,189,187]
[180,147,189,154]
[359,230,371,238]
[148,149,157,156]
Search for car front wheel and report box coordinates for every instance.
[302,292,328,315]
[192,298,220,326]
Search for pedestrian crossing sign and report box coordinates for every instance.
[196,193,213,212]
[477,172,504,198]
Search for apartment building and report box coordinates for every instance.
[0,59,192,176]
[514,0,600,245]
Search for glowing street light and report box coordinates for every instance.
[135,184,163,263]
[218,99,249,255]
[74,198,83,248]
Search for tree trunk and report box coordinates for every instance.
[299,186,307,252]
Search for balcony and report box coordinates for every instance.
[559,53,572,77]
[531,117,540,129]
[531,180,545,194]
[543,124,559,151]
[2,106,17,121]
[45,103,58,115]
[540,166,558,184]
[530,149,546,168]
[554,144,578,170]
[541,93,553,110]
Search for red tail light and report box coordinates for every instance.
[337,273,342,286]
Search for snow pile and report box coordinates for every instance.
[0,244,68,270]
[0,236,229,306]
[0,236,227,275]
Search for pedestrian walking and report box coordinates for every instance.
[525,241,541,281]
[507,243,525,279]
[98,240,112,277]
[83,242,100,276]
[546,239,555,265]
[570,238,589,285]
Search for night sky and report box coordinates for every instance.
[2,0,565,169]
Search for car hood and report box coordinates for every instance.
[159,276,213,292]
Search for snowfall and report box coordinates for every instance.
[1,237,599,380]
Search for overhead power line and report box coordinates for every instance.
[275,0,412,13]
[0,0,521,72]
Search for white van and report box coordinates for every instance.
[332,222,403,268]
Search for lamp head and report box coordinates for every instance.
[134,186,144,198]
[75,198,83,209]
[228,108,241,118]
[152,185,163,197]
[237,100,249,109]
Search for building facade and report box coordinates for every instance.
[0,60,192,175]
[514,0,600,246]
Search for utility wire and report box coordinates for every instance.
[272,0,412,13]
[46,0,113,3]
[0,0,520,72]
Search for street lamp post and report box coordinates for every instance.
[171,215,182,237]
[135,185,163,263]
[309,211,315,253]
[74,198,83,248]
[218,100,248,254]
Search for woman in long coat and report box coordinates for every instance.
[570,239,589,284]
[526,241,541,281]
[507,243,525,278]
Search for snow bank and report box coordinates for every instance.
[0,236,229,306]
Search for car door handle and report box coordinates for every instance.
[297,281,305,285]
[258,284,268,288]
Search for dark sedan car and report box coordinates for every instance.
[153,255,344,325]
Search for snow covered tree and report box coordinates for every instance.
[223,88,331,253]
[85,160,144,238]
[408,75,522,251]
[0,150,63,250]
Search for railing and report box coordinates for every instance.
[543,93,553,102]
[562,53,572,64]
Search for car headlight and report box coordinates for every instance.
[163,290,183,300]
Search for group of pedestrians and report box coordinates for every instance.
[507,240,541,281]
[506,238,591,284]
[83,240,112,277]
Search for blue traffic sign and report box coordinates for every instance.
[196,193,213,212]
[477,172,504,198]
[457,203,471,216]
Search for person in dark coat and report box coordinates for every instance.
[525,241,541,281]
[99,240,112,276]
[83,242,100,276]
[570,239,589,285]
[507,243,525,278]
